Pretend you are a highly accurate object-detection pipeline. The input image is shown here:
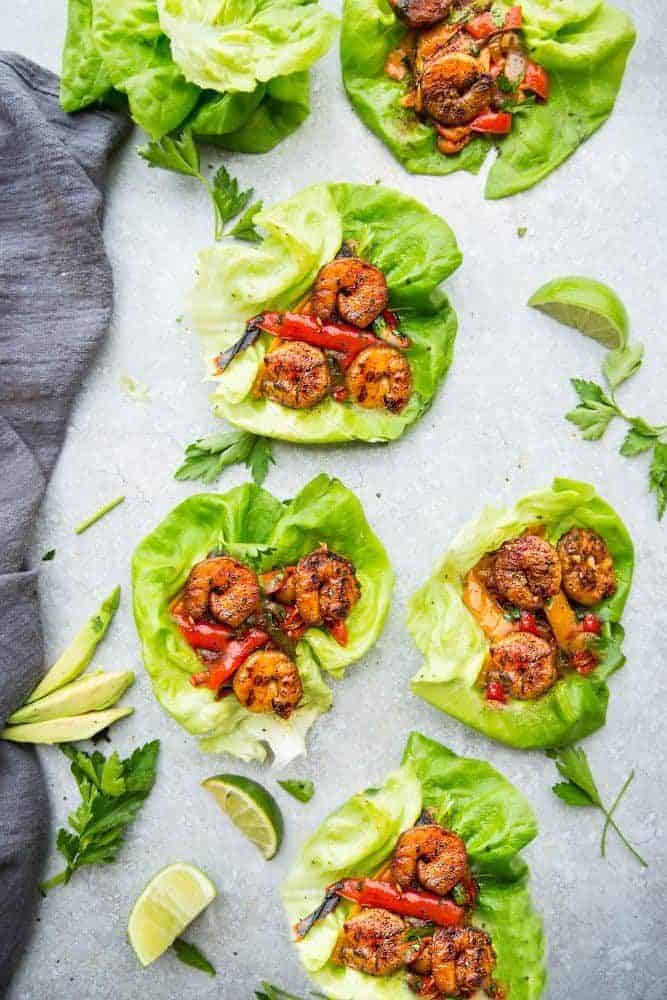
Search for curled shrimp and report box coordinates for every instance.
[487,632,557,700]
[493,534,562,611]
[311,256,388,329]
[346,345,412,413]
[388,0,457,29]
[182,556,260,627]
[391,824,469,896]
[333,908,418,976]
[431,926,496,997]
[417,53,492,126]
[557,528,617,606]
[257,340,330,410]
[232,650,302,719]
[295,545,361,628]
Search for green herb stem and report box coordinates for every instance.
[75,495,125,535]
[600,771,647,867]
[39,869,68,892]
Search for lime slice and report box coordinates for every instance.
[528,276,629,349]
[127,863,216,966]
[202,774,284,860]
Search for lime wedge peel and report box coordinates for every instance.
[127,863,216,967]
[202,774,284,860]
[528,276,629,350]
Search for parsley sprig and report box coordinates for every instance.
[138,130,261,241]
[41,741,160,891]
[172,938,216,976]
[255,985,307,1000]
[549,746,647,868]
[175,430,274,487]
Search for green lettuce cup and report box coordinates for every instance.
[341,0,635,197]
[60,0,337,150]
[131,475,393,765]
[283,731,546,999]
[185,182,461,444]
[408,478,633,750]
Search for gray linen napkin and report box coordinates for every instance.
[0,53,129,993]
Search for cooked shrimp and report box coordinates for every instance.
[232,650,302,719]
[488,632,557,700]
[311,257,388,329]
[295,545,361,627]
[182,557,260,627]
[415,23,471,64]
[493,534,562,610]
[257,341,330,410]
[391,825,469,896]
[346,345,412,413]
[418,54,492,126]
[436,124,473,155]
[557,528,617,606]
[388,0,457,30]
[431,926,496,997]
[333,909,418,976]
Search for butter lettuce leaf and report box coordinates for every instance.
[186,182,461,443]
[283,732,545,1000]
[407,478,634,749]
[341,0,635,196]
[132,475,392,764]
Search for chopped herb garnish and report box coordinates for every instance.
[41,549,56,562]
[405,923,436,941]
[517,226,528,238]
[75,495,125,535]
[172,938,216,976]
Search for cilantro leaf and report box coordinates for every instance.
[255,986,306,1000]
[517,226,527,238]
[138,129,201,178]
[175,431,274,487]
[553,746,601,805]
[172,938,216,976]
[278,779,315,803]
[602,342,644,390]
[40,741,160,892]
[41,549,56,561]
[230,201,263,243]
[211,165,253,240]
[552,781,595,808]
[619,427,657,457]
[649,441,667,520]
[566,379,618,440]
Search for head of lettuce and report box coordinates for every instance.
[59,0,338,151]
[341,0,635,197]
[407,478,633,750]
[131,475,393,765]
[283,731,546,999]
[185,182,461,443]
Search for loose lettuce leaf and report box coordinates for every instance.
[132,475,393,764]
[407,478,634,749]
[157,0,338,94]
[186,182,460,443]
[341,0,635,196]
[283,732,545,1000]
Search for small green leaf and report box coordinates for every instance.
[570,378,615,407]
[566,404,616,441]
[649,441,667,520]
[137,130,201,178]
[247,436,275,486]
[211,165,253,239]
[552,781,594,807]
[41,549,56,562]
[100,753,125,796]
[553,746,601,806]
[619,427,656,457]
[278,779,314,803]
[230,201,263,243]
[517,226,527,238]
[172,938,216,976]
[175,431,274,487]
[602,342,644,390]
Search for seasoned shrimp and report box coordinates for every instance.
[182,557,260,627]
[557,528,617,606]
[488,632,557,700]
[415,23,472,64]
[232,650,302,719]
[391,825,469,896]
[311,257,388,329]
[493,534,562,610]
[333,909,418,976]
[346,345,412,413]
[388,0,456,29]
[417,54,492,126]
[431,926,496,997]
[257,341,330,410]
[295,545,361,627]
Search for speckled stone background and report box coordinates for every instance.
[3,1,666,997]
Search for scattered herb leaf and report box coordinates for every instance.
[549,746,647,867]
[230,201,263,243]
[517,226,527,238]
[497,74,516,93]
[40,741,160,891]
[120,374,151,403]
[278,779,314,803]
[172,938,216,976]
[138,129,200,178]
[255,984,306,1000]
[75,495,125,535]
[41,549,56,562]
[406,923,436,941]
[211,166,254,241]
[649,441,667,520]
[175,431,274,487]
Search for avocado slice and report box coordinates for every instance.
[8,670,134,725]
[1,707,133,744]
[26,586,120,703]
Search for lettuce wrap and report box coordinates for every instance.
[60,0,337,150]
[132,475,393,764]
[341,0,635,197]
[407,478,633,749]
[283,731,546,999]
[186,182,461,443]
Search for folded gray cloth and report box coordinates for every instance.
[0,53,129,993]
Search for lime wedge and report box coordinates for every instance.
[127,863,216,966]
[528,276,629,349]
[202,774,284,860]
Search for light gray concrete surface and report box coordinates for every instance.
[3,1,667,998]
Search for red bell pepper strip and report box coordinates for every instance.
[175,613,234,652]
[332,879,465,927]
[329,620,348,647]
[256,312,381,366]
[522,60,549,99]
[281,606,309,641]
[466,5,522,39]
[486,680,507,704]
[204,629,270,691]
[504,5,523,29]
[470,111,513,135]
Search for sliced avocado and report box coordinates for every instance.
[8,670,134,725]
[26,586,121,703]
[1,707,133,744]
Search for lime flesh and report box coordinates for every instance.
[127,863,216,966]
[528,276,629,349]
[202,774,284,860]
